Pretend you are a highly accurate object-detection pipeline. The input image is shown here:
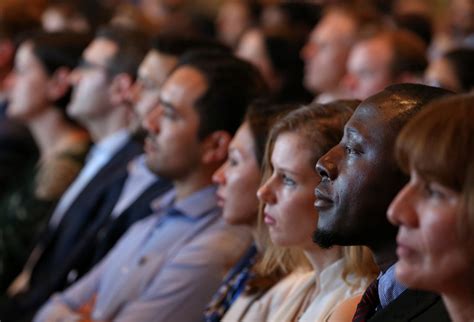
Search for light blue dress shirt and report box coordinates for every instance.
[378,263,407,309]
[35,185,252,322]
[110,153,158,217]
[48,129,131,228]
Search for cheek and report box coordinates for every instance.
[280,191,317,243]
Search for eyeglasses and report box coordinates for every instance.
[77,58,110,72]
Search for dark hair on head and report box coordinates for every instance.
[245,100,297,167]
[394,13,433,47]
[27,31,92,111]
[383,30,428,78]
[444,48,474,92]
[263,35,313,104]
[175,50,267,139]
[150,33,230,57]
[95,24,149,79]
[396,93,474,238]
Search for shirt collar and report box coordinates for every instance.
[151,185,218,219]
[88,129,130,160]
[378,263,407,308]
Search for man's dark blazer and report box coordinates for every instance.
[0,136,145,320]
[369,289,451,322]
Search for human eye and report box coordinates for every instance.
[281,173,296,187]
[344,145,359,155]
[421,181,447,200]
[228,156,238,167]
[163,106,178,120]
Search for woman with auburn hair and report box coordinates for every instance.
[388,93,474,322]
[205,100,296,322]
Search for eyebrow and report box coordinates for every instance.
[158,97,176,111]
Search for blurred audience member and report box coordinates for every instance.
[314,84,452,321]
[1,25,148,321]
[205,101,294,322]
[1,31,91,294]
[388,93,474,322]
[424,48,474,93]
[41,2,90,33]
[343,30,427,100]
[236,28,311,104]
[301,4,380,103]
[215,0,260,49]
[260,1,321,46]
[35,50,264,322]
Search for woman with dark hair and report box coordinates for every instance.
[425,48,474,93]
[236,28,313,104]
[1,31,91,292]
[388,93,474,322]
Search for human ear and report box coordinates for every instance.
[109,73,133,106]
[202,131,232,164]
[46,67,71,101]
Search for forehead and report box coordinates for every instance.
[230,122,255,155]
[313,11,356,42]
[345,97,398,145]
[349,38,392,70]
[139,50,178,84]
[272,132,312,170]
[84,38,118,64]
[160,66,208,109]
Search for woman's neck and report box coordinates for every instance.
[442,287,474,322]
[28,107,82,159]
[304,244,342,275]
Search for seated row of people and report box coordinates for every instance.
[0,25,472,322]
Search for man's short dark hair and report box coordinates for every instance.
[175,50,267,139]
[95,25,149,79]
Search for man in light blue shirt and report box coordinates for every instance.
[35,50,266,321]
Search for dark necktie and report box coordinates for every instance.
[352,278,380,322]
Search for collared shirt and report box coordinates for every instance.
[35,185,252,322]
[48,130,130,228]
[110,154,158,218]
[378,264,407,309]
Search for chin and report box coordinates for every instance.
[395,260,426,290]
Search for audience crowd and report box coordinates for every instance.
[0,0,472,321]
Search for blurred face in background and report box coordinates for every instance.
[132,50,178,121]
[343,37,393,100]
[7,42,50,120]
[213,122,261,225]
[424,57,461,93]
[301,11,356,94]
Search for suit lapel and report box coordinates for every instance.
[370,289,450,321]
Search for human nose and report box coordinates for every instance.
[316,147,339,182]
[257,176,276,204]
[143,104,163,135]
[4,71,16,91]
[300,41,316,62]
[387,183,418,228]
[212,162,227,185]
[69,68,82,86]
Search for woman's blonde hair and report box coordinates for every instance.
[254,100,379,284]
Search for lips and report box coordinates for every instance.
[396,233,418,259]
[264,212,276,226]
[314,188,333,209]
[144,137,158,153]
[215,192,225,208]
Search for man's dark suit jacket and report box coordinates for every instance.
[370,289,451,322]
[0,137,171,320]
